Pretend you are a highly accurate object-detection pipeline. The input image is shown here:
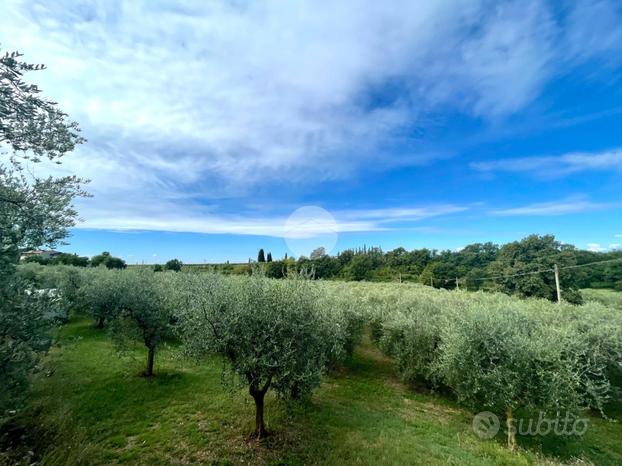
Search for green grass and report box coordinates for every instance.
[3,318,621,465]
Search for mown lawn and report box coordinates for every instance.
[3,317,621,465]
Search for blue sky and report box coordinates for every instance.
[2,0,622,263]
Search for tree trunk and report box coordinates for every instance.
[506,407,516,450]
[145,347,155,377]
[253,391,267,438]
[249,377,272,439]
[95,316,105,328]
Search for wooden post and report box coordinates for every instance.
[455,277,459,290]
[554,264,562,304]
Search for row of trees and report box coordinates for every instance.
[61,267,363,437]
[17,264,622,449]
[24,251,127,269]
[361,281,622,449]
[252,236,622,304]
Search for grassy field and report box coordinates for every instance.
[2,317,621,466]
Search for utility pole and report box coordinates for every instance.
[554,264,562,304]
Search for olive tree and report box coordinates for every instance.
[1,48,85,418]
[0,275,56,420]
[177,274,341,438]
[80,268,125,328]
[436,303,600,450]
[111,270,174,377]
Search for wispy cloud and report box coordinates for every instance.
[337,205,468,224]
[3,0,622,230]
[472,148,622,177]
[489,197,617,216]
[77,202,467,237]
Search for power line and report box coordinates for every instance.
[430,256,622,285]
[559,256,622,270]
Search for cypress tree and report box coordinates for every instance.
[258,249,265,262]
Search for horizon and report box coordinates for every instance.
[48,232,622,265]
[3,1,622,263]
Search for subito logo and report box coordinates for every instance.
[472,411,500,439]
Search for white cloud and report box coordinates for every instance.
[472,148,622,177]
[77,202,467,238]
[609,243,622,251]
[2,0,622,231]
[489,197,615,216]
[587,243,605,252]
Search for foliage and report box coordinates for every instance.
[488,235,582,304]
[8,318,622,465]
[364,281,622,449]
[153,264,163,272]
[310,247,326,259]
[90,251,126,269]
[16,263,85,321]
[582,288,622,309]
[79,268,125,328]
[257,248,265,263]
[220,238,621,302]
[1,47,85,419]
[0,274,56,421]
[110,270,174,376]
[176,273,348,437]
[24,252,89,267]
[164,258,182,272]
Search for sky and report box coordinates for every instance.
[2,0,622,264]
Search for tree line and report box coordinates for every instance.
[247,236,622,304]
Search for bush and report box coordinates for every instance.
[90,251,126,269]
[164,259,182,272]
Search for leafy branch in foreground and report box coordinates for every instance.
[1,46,86,418]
